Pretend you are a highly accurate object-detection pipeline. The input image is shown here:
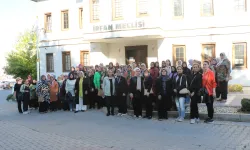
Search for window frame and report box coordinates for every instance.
[80,51,90,66]
[201,44,216,63]
[172,45,186,66]
[62,51,71,72]
[232,42,247,70]
[44,13,52,33]
[46,53,54,72]
[61,10,69,31]
[90,0,100,23]
[136,0,149,18]
[79,8,83,29]
[200,0,214,16]
[234,0,247,12]
[172,0,184,19]
[112,0,124,20]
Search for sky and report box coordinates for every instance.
[0,0,37,75]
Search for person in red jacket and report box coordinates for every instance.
[202,61,217,123]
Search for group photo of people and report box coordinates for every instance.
[13,52,231,124]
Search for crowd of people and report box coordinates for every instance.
[13,52,231,124]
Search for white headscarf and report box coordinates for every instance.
[216,52,227,67]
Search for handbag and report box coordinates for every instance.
[179,76,190,94]
[98,89,104,97]
[38,96,44,102]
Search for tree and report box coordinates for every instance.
[4,29,37,80]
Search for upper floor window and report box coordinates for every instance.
[61,10,69,30]
[80,51,90,66]
[232,43,247,69]
[234,0,247,12]
[201,0,214,16]
[173,0,184,18]
[137,0,149,17]
[44,13,52,32]
[46,53,54,72]
[79,8,83,29]
[62,51,71,72]
[112,0,123,20]
[90,0,100,22]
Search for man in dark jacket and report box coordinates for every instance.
[129,68,144,118]
[115,69,128,116]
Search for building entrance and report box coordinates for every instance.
[125,45,148,66]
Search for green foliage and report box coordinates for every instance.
[4,30,37,80]
[6,94,16,101]
[241,98,250,111]
[228,84,243,92]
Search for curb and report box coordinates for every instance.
[102,108,250,122]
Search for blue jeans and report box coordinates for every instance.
[175,97,186,118]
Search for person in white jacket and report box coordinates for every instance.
[103,70,116,116]
[65,73,76,111]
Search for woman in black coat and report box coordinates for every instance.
[143,70,153,119]
[115,69,128,116]
[189,63,202,124]
[155,68,172,120]
[83,69,96,109]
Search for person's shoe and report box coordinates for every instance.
[190,119,195,124]
[148,116,152,119]
[204,118,214,123]
[175,117,180,121]
[143,116,148,118]
[133,115,137,118]
[19,111,23,114]
[70,109,73,112]
[138,116,142,119]
[81,110,85,112]
[177,118,184,122]
[111,113,115,116]
[196,118,200,123]
[158,118,163,121]
[106,113,110,116]
[121,113,127,116]
[23,111,29,115]
[74,111,78,113]
[117,113,122,116]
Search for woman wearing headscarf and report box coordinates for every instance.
[61,75,68,111]
[65,73,76,111]
[37,75,50,113]
[29,80,38,110]
[173,66,188,122]
[210,58,217,75]
[94,65,103,109]
[75,71,87,113]
[140,63,147,76]
[189,63,202,124]
[83,69,96,109]
[49,75,59,111]
[142,69,153,119]
[156,68,172,120]
[14,77,23,113]
[103,70,116,116]
[216,53,231,102]
[123,65,135,85]
[202,61,217,123]
[177,60,183,66]
[115,69,128,116]
[149,62,159,95]
[108,62,116,74]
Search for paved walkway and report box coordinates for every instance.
[1,91,250,150]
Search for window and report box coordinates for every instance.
[173,0,184,18]
[80,51,90,66]
[201,0,214,16]
[90,0,100,22]
[232,43,247,69]
[44,13,52,32]
[61,10,69,30]
[46,53,54,72]
[202,44,215,62]
[112,0,123,20]
[173,45,186,66]
[79,8,83,28]
[62,52,71,72]
[136,0,149,17]
[234,0,247,12]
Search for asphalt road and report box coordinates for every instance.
[0,90,250,150]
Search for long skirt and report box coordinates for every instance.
[39,101,49,113]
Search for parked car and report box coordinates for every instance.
[0,81,9,89]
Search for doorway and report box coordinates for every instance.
[125,45,148,66]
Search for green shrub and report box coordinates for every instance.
[241,98,250,111]
[228,84,243,92]
[6,94,16,101]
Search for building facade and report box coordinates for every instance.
[34,0,250,86]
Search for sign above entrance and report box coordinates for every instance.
[93,20,145,32]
